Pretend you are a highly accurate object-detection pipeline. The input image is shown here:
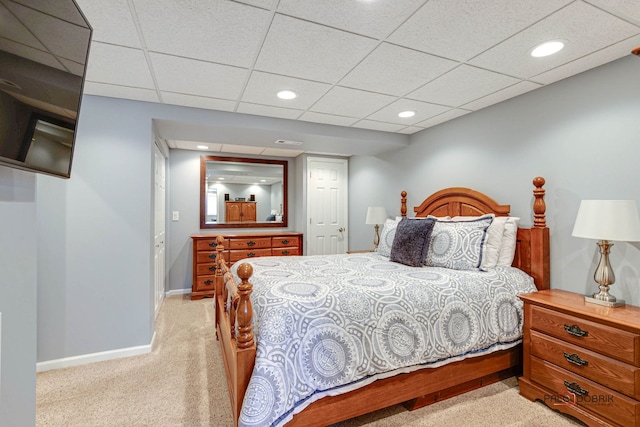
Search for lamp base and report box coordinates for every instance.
[584,295,625,307]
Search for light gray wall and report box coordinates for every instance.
[350,55,640,305]
[0,168,37,427]
[167,149,295,293]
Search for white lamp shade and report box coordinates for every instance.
[572,200,640,242]
[366,207,388,225]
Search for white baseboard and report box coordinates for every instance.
[166,288,190,296]
[36,331,156,372]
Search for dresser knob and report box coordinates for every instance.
[209,254,217,259]
[563,352,589,367]
[564,380,589,396]
[208,266,217,272]
[208,242,218,248]
[247,241,256,246]
[564,324,588,337]
[282,250,289,255]
[247,252,256,257]
[204,280,213,285]
[281,239,289,244]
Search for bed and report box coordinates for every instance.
[213,177,550,427]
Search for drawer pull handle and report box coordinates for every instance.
[247,241,256,246]
[281,239,289,244]
[564,324,588,337]
[563,352,589,367]
[208,254,217,259]
[247,252,256,257]
[208,266,217,272]
[564,380,589,396]
[208,242,218,248]
[204,280,213,285]
[282,250,290,255]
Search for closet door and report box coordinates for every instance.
[306,157,348,255]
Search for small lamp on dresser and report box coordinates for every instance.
[365,207,388,250]
[572,199,640,307]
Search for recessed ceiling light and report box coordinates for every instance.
[398,110,415,118]
[531,40,565,58]
[218,177,225,180]
[277,90,297,100]
[197,145,208,150]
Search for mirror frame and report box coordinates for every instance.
[200,155,288,229]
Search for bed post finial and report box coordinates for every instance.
[236,263,255,350]
[532,177,546,228]
[401,191,407,218]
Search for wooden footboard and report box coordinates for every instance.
[214,177,550,426]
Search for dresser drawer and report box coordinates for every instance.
[196,238,228,251]
[228,237,272,250]
[272,247,299,256]
[194,275,216,292]
[530,330,640,399]
[531,305,640,365]
[272,237,298,248]
[229,248,272,262]
[530,356,639,427]
[196,251,230,264]
[196,263,220,276]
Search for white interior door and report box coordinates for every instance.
[153,144,166,317]
[307,157,348,255]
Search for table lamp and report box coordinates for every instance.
[572,200,640,307]
[366,207,388,249]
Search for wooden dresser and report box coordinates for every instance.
[191,232,303,300]
[519,289,640,426]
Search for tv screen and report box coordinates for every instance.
[0,0,92,178]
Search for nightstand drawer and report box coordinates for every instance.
[530,356,639,427]
[531,305,640,365]
[531,330,640,399]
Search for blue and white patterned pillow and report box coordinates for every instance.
[377,218,399,257]
[390,218,436,267]
[425,217,493,270]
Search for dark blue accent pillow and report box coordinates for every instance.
[390,218,436,267]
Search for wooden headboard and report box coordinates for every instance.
[399,177,550,290]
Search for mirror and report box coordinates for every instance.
[200,156,288,229]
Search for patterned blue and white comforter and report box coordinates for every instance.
[231,252,537,427]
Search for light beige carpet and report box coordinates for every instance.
[36,295,584,427]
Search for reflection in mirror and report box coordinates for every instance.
[200,156,288,229]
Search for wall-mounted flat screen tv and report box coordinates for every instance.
[0,0,92,178]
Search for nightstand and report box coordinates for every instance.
[518,289,640,426]
[346,249,375,254]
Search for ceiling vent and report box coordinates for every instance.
[275,139,303,146]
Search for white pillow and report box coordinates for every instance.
[377,218,400,257]
[497,217,520,266]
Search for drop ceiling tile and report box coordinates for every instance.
[398,126,426,135]
[83,81,159,103]
[220,144,265,155]
[86,43,155,88]
[351,120,405,132]
[237,102,303,120]
[132,0,271,68]
[0,3,46,50]
[532,34,640,84]
[6,1,91,64]
[233,0,275,10]
[298,112,359,127]
[310,86,395,118]
[415,109,471,129]
[241,72,332,109]
[75,0,141,48]
[150,52,248,100]
[277,0,426,39]
[388,0,572,61]
[261,147,304,157]
[366,98,449,125]
[339,43,458,96]
[592,0,640,23]
[161,92,236,112]
[255,14,378,83]
[408,65,520,107]
[469,2,640,79]
[462,81,542,111]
